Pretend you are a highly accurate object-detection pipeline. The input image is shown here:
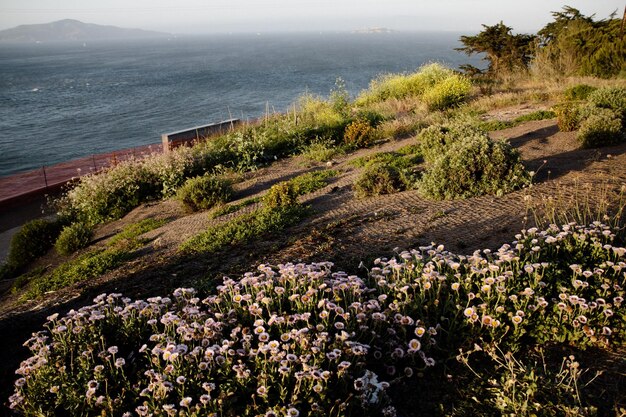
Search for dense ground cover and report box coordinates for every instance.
[9,222,626,416]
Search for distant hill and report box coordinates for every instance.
[0,19,169,42]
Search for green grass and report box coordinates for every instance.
[300,140,345,162]
[107,218,167,246]
[289,170,337,194]
[19,219,165,299]
[350,152,402,168]
[23,245,135,299]
[210,170,336,219]
[183,170,336,253]
[396,143,423,156]
[180,205,309,254]
[350,151,422,169]
[209,197,262,219]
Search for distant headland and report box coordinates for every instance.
[0,19,169,42]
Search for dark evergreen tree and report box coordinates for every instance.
[535,6,625,78]
[456,22,536,77]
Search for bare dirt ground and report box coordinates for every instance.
[1,112,625,413]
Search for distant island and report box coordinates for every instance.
[351,27,395,34]
[0,19,169,42]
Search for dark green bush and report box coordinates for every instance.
[353,163,407,198]
[54,222,93,256]
[417,125,451,163]
[577,108,624,148]
[563,84,597,101]
[355,109,386,127]
[419,132,530,200]
[1,219,63,279]
[176,175,233,212]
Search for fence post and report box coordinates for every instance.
[42,166,48,190]
[92,155,97,171]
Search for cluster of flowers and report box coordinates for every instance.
[373,222,625,352]
[10,222,625,416]
[10,261,438,417]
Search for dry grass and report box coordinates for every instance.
[466,76,626,115]
[523,179,626,233]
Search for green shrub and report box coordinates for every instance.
[54,222,93,256]
[422,74,472,111]
[297,93,347,131]
[396,143,423,157]
[354,109,386,127]
[418,121,485,163]
[60,161,162,224]
[329,77,350,116]
[587,87,626,117]
[182,174,330,254]
[353,163,407,198]
[355,63,453,105]
[1,219,63,279]
[343,119,375,148]
[417,125,450,162]
[176,175,232,212]
[21,219,165,298]
[553,102,580,132]
[577,108,624,148]
[228,130,267,172]
[419,132,530,199]
[479,119,515,131]
[563,84,597,101]
[262,182,299,210]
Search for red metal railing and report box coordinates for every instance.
[0,143,162,210]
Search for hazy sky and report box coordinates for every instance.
[1,0,623,34]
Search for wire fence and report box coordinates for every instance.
[0,119,243,209]
[0,143,162,207]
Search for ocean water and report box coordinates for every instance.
[0,32,481,177]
